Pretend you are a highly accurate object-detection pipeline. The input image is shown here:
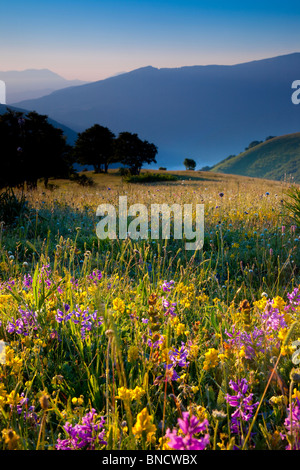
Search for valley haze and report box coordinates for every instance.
[8,52,300,171]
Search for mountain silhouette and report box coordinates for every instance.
[12,53,300,170]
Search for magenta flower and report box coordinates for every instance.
[165,412,209,450]
[56,409,107,450]
[225,379,259,437]
[281,398,300,450]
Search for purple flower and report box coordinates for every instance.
[169,343,190,368]
[6,308,39,336]
[165,412,209,450]
[56,409,107,450]
[161,280,175,292]
[225,379,259,438]
[281,398,300,450]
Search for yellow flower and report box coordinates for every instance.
[253,298,267,310]
[6,390,22,406]
[4,346,23,373]
[203,348,219,371]
[272,296,286,312]
[158,437,171,450]
[278,328,288,342]
[176,322,187,336]
[130,386,145,402]
[116,386,145,402]
[112,298,125,314]
[116,386,132,402]
[292,388,300,400]
[2,429,19,450]
[132,407,156,441]
[0,383,7,407]
[72,395,84,405]
[0,294,12,306]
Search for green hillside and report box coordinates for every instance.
[210,132,300,183]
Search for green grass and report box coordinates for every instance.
[210,132,300,183]
[0,169,300,451]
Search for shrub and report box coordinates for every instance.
[123,173,178,183]
[70,173,95,187]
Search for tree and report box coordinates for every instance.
[24,111,72,188]
[245,140,263,151]
[183,158,196,170]
[73,124,116,173]
[114,132,157,175]
[0,109,71,189]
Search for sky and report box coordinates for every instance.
[1,0,300,82]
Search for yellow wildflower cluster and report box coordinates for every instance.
[272,296,286,312]
[0,294,12,308]
[171,317,189,336]
[175,282,195,308]
[2,428,20,450]
[0,383,7,407]
[132,407,156,442]
[4,346,23,374]
[6,390,22,406]
[116,386,145,402]
[203,348,219,371]
[112,297,126,315]
[196,292,209,304]
[253,297,267,311]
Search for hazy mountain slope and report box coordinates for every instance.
[0,69,87,103]
[0,104,78,145]
[210,133,300,182]
[12,53,300,169]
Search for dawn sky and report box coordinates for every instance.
[1,0,300,81]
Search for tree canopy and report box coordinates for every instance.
[0,109,72,189]
[73,124,116,173]
[114,132,157,175]
[183,158,196,170]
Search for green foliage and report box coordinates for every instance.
[183,158,196,170]
[211,132,300,183]
[123,173,178,183]
[114,132,157,175]
[73,124,116,173]
[0,109,72,189]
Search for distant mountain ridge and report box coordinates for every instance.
[210,132,300,183]
[0,69,88,103]
[12,53,300,169]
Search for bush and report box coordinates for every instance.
[70,173,95,187]
[123,173,178,183]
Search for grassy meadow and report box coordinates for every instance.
[0,168,300,450]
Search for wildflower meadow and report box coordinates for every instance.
[0,170,300,451]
